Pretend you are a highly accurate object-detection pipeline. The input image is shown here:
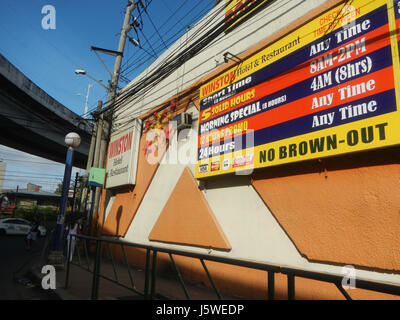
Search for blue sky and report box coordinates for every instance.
[0,0,215,191]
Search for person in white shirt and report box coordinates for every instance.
[26,219,39,251]
[66,223,79,262]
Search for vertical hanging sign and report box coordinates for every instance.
[105,119,142,188]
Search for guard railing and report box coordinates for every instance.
[65,234,400,300]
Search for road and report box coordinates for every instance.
[0,235,53,300]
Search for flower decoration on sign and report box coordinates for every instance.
[144,120,151,131]
[163,125,172,140]
[170,99,176,112]
[143,99,178,157]
[144,140,153,156]
[155,122,163,129]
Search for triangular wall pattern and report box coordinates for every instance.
[101,134,165,237]
[148,167,231,251]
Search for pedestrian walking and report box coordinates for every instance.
[66,223,79,262]
[25,218,39,251]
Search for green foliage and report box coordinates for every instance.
[54,183,63,195]
[14,204,58,222]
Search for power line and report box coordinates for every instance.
[137,27,159,57]
[111,0,376,125]
[115,0,228,99]
[103,0,236,117]
[120,0,209,78]
[142,4,168,50]
[92,0,361,130]
[121,0,211,77]
[84,1,211,118]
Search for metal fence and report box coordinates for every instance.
[65,234,400,300]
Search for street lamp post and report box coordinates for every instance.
[74,69,109,92]
[74,69,109,229]
[48,132,81,269]
[79,83,93,119]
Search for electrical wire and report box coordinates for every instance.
[142,4,168,50]
[121,0,214,79]
[120,0,193,72]
[122,0,214,72]
[115,0,228,99]
[89,0,375,132]
[84,0,196,117]
[101,0,242,117]
[111,0,376,124]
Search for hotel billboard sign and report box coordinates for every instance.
[105,120,141,189]
[196,0,400,178]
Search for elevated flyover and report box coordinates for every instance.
[0,54,92,169]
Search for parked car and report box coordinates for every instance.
[0,218,46,236]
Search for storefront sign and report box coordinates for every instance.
[105,120,141,188]
[196,0,400,178]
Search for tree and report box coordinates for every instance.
[54,183,63,195]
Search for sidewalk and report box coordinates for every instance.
[29,253,241,300]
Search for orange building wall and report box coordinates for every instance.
[251,147,400,274]
[148,168,231,251]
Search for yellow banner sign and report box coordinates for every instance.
[225,0,271,31]
[196,0,400,178]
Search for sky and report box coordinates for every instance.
[0,0,215,192]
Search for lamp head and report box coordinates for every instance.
[74,69,86,75]
[65,132,81,149]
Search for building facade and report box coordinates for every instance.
[27,183,42,193]
[95,0,400,299]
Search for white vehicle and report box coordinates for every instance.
[0,218,46,236]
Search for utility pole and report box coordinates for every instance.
[87,100,103,234]
[107,0,136,105]
[92,0,137,234]
[79,101,102,216]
